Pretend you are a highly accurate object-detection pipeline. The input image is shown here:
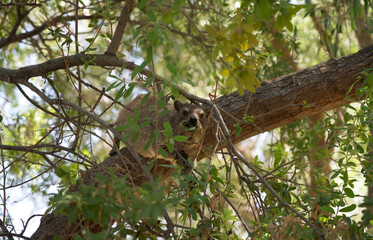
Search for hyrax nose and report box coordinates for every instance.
[189,115,197,125]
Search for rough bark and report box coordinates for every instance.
[202,45,373,151]
[28,46,373,239]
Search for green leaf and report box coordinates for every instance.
[234,123,241,136]
[158,148,168,158]
[183,126,196,131]
[356,143,365,154]
[349,2,356,29]
[163,121,172,136]
[57,4,63,13]
[138,0,147,11]
[122,130,134,143]
[146,45,153,63]
[339,204,356,212]
[68,205,79,223]
[173,135,187,142]
[133,26,142,40]
[114,84,126,101]
[133,108,140,123]
[131,61,147,80]
[189,208,198,220]
[167,62,177,76]
[177,76,196,86]
[159,109,171,116]
[274,142,283,167]
[153,129,161,138]
[171,86,179,96]
[243,115,254,123]
[55,165,69,178]
[211,45,219,61]
[220,69,230,77]
[141,92,151,105]
[115,125,130,131]
[126,116,132,125]
[157,89,165,99]
[122,83,136,99]
[148,11,157,22]
[344,188,355,198]
[158,99,167,108]
[167,141,174,153]
[132,131,140,143]
[330,169,341,179]
[320,206,335,214]
[144,139,153,150]
[139,120,151,128]
[149,30,158,46]
[147,159,155,171]
[172,0,185,11]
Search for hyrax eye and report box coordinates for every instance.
[199,113,204,119]
[183,110,188,116]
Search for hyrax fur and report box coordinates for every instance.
[110,94,206,165]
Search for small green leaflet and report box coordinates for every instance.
[167,62,177,76]
[158,148,168,158]
[131,61,147,80]
[141,92,151,105]
[133,108,140,124]
[163,121,172,136]
[115,84,126,101]
[173,135,187,142]
[122,83,136,99]
[339,204,356,212]
[344,187,355,198]
[148,11,157,22]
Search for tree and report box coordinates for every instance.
[0,0,372,239]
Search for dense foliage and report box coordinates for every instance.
[0,0,372,239]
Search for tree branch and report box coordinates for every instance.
[105,0,135,55]
[1,46,372,151]
[201,45,373,155]
[0,54,134,83]
[0,15,98,49]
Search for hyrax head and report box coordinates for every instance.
[174,101,205,129]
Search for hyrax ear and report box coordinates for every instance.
[203,106,211,116]
[174,100,183,111]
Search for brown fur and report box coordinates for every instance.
[110,94,206,165]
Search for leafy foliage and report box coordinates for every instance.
[0,0,372,239]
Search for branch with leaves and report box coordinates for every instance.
[1,0,373,239]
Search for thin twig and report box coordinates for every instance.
[189,95,325,239]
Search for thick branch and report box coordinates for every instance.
[0,54,136,83]
[1,46,373,148]
[201,45,373,154]
[105,0,135,55]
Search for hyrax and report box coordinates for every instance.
[110,94,206,164]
